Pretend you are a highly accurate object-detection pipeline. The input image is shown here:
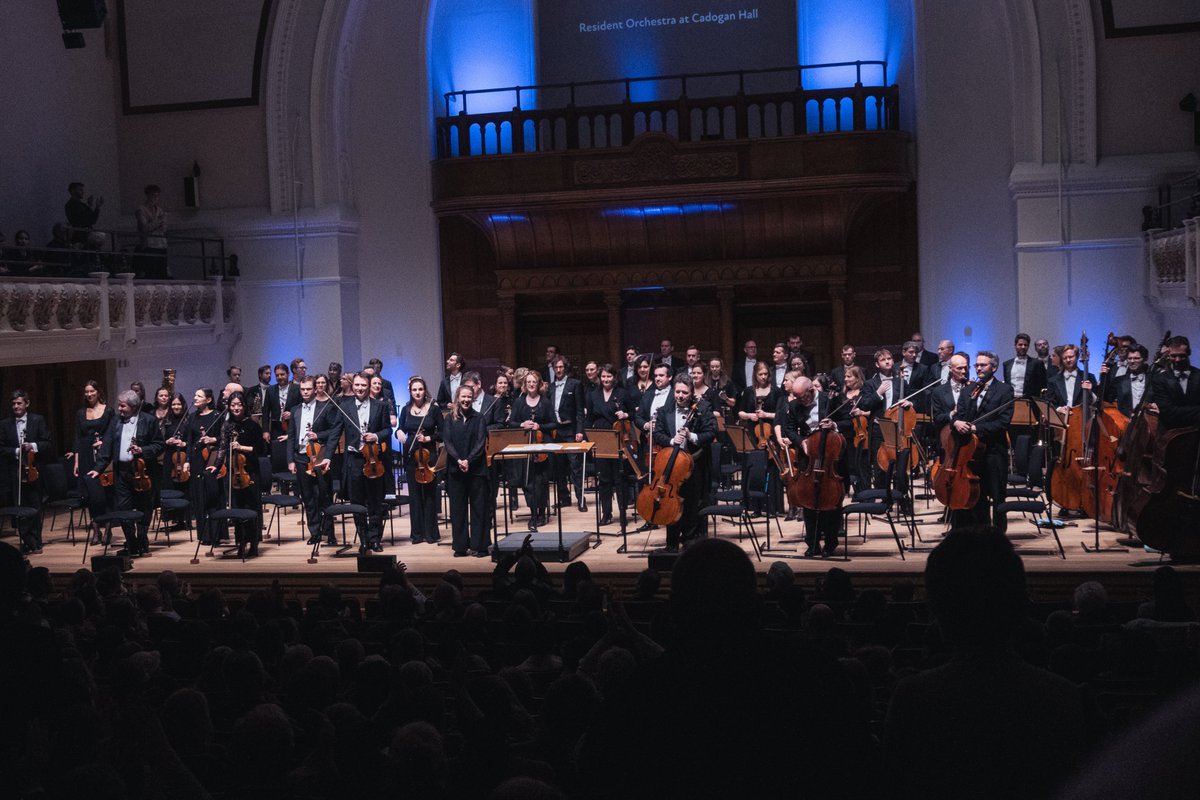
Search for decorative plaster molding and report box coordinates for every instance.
[573,137,740,186]
[237,276,360,289]
[1009,154,1200,199]
[310,1,365,208]
[265,0,305,215]
[1063,0,1097,166]
[1015,237,1142,252]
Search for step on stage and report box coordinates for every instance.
[16,501,1200,599]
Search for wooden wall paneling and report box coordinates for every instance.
[1,359,109,466]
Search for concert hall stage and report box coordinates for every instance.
[20,500,1200,601]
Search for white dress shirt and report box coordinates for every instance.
[1010,357,1027,396]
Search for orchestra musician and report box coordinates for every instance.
[214,392,265,557]
[443,384,490,557]
[339,374,392,552]
[620,346,639,386]
[587,364,631,526]
[0,390,51,554]
[1103,344,1155,417]
[159,392,190,528]
[732,339,758,394]
[75,380,114,544]
[396,376,442,545]
[782,376,849,557]
[1151,335,1200,430]
[738,360,782,515]
[264,363,299,444]
[287,376,341,547]
[437,352,465,409]
[1002,333,1047,400]
[485,372,520,512]
[930,354,971,435]
[187,388,225,546]
[865,348,910,491]
[103,389,164,557]
[933,339,956,384]
[950,352,1014,532]
[829,345,857,391]
[652,377,716,553]
[548,356,587,512]
[509,370,557,530]
[842,366,880,495]
[769,343,789,390]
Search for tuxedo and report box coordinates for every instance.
[0,412,51,551]
[1002,356,1048,400]
[897,361,934,413]
[652,400,717,548]
[102,411,165,555]
[1151,368,1200,430]
[732,358,758,393]
[770,362,789,390]
[781,396,845,554]
[952,378,1014,532]
[287,399,343,543]
[1105,371,1153,417]
[338,396,392,547]
[864,372,908,490]
[473,392,499,420]
[918,349,939,368]
[437,372,465,408]
[265,382,301,437]
[930,381,969,431]
[547,375,586,503]
[1047,370,1097,410]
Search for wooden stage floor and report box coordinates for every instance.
[19,498,1200,599]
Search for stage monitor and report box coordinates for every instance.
[537,0,798,104]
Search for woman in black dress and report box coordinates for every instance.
[396,376,442,544]
[443,384,490,557]
[74,380,114,543]
[212,392,264,557]
[188,388,224,545]
[586,364,631,526]
[159,392,191,527]
[737,362,782,514]
[508,370,557,530]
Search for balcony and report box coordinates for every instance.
[1146,217,1200,308]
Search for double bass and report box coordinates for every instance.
[1051,333,1092,514]
[636,402,699,526]
[1083,334,1130,525]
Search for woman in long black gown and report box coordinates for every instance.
[396,377,443,544]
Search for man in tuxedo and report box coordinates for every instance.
[1152,336,1200,430]
[770,343,789,390]
[865,348,911,491]
[830,344,857,391]
[780,377,844,556]
[620,346,639,385]
[732,339,759,393]
[104,390,165,557]
[787,334,818,375]
[463,371,498,418]
[367,358,396,413]
[1002,333,1047,400]
[930,353,971,437]
[437,352,465,408]
[287,377,342,546]
[652,378,717,552]
[951,352,1015,532]
[636,364,674,437]
[898,341,934,412]
[248,364,272,424]
[0,390,51,553]
[541,345,559,385]
[1034,338,1052,372]
[683,345,703,378]
[264,363,299,442]
[1047,344,1097,417]
[1104,344,1155,417]
[934,338,956,384]
[548,356,587,510]
[339,375,392,551]
[911,331,940,367]
[653,338,678,374]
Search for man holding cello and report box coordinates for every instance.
[781,377,849,557]
[649,377,716,554]
[950,352,1014,532]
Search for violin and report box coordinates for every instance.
[305,422,327,476]
[131,436,153,493]
[635,402,698,526]
[20,446,38,484]
[405,411,437,484]
[95,432,114,487]
[753,397,773,446]
[230,435,253,490]
[171,450,191,483]
[205,437,227,478]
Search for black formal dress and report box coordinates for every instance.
[188,410,225,545]
[0,412,51,551]
[443,407,490,555]
[587,386,631,522]
[211,416,266,553]
[75,406,115,528]
[508,395,558,528]
[397,402,442,543]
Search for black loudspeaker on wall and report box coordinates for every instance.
[57,0,108,29]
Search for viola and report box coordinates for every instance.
[930,424,981,510]
[635,402,699,526]
[414,446,437,484]
[753,397,772,447]
[21,447,38,484]
[204,439,227,479]
[306,439,325,475]
[788,425,846,512]
[614,416,643,478]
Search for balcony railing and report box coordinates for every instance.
[1146,217,1200,307]
[1,227,237,280]
[0,273,236,346]
[436,62,899,159]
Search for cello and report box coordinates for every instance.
[636,402,699,527]
[929,384,982,511]
[788,421,846,512]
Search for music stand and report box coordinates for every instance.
[495,441,595,562]
[1030,400,1071,531]
[586,428,623,548]
[487,429,531,534]
[722,425,780,547]
[876,417,921,546]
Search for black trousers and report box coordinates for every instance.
[344,454,384,545]
[192,469,221,544]
[296,461,335,542]
[950,448,1008,533]
[665,471,705,548]
[113,462,153,552]
[406,459,441,542]
[803,508,841,551]
[1,468,44,550]
[447,468,489,554]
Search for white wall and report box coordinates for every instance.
[0,3,120,243]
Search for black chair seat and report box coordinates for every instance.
[159,489,186,500]
[209,508,258,522]
[852,489,888,503]
[699,504,748,519]
[842,501,886,516]
[47,496,84,509]
[94,510,145,524]
[1005,487,1041,500]
[262,494,302,508]
[0,506,39,520]
[159,498,190,512]
[995,500,1045,515]
[325,503,368,517]
[711,489,743,504]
